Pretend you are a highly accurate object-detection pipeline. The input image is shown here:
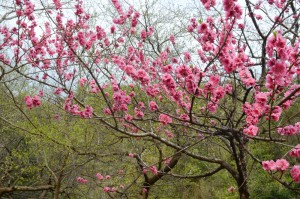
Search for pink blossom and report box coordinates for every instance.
[262,160,277,171]
[162,74,176,91]
[147,26,154,36]
[295,122,300,132]
[24,96,33,109]
[265,74,274,90]
[270,61,286,75]
[159,114,172,125]
[213,86,225,100]
[138,102,145,109]
[183,52,191,62]
[25,95,41,109]
[143,188,148,192]
[198,23,208,34]
[96,173,104,180]
[271,106,282,121]
[24,1,35,17]
[162,64,173,73]
[105,175,111,179]
[134,108,144,118]
[223,0,243,19]
[187,25,194,32]
[255,92,268,105]
[225,84,232,94]
[190,18,197,28]
[110,25,116,33]
[149,101,158,111]
[179,114,190,121]
[206,102,217,113]
[289,145,300,158]
[238,23,244,29]
[117,37,124,43]
[275,159,289,171]
[128,153,135,158]
[169,35,175,44]
[131,12,139,27]
[278,100,293,109]
[291,166,300,183]
[143,167,147,174]
[125,114,133,121]
[130,27,136,34]
[262,159,289,171]
[255,14,262,20]
[277,125,297,136]
[32,96,41,107]
[209,75,220,86]
[15,0,22,6]
[54,88,63,95]
[104,38,110,46]
[165,130,174,138]
[103,108,112,115]
[141,30,147,41]
[39,90,44,97]
[149,165,158,175]
[136,69,150,85]
[198,133,204,139]
[80,106,93,118]
[164,158,171,165]
[239,68,256,87]
[53,0,62,10]
[103,187,111,192]
[200,0,216,9]
[76,177,88,184]
[79,77,87,87]
[176,64,192,77]
[243,125,259,136]
[243,102,263,125]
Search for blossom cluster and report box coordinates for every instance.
[159,114,172,125]
[76,177,88,184]
[95,173,123,193]
[63,93,93,118]
[4,0,300,190]
[289,145,300,158]
[290,166,300,183]
[262,159,289,171]
[24,95,41,109]
[277,122,300,136]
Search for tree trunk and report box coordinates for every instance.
[238,181,250,199]
[237,139,250,199]
[229,133,250,199]
[53,176,61,199]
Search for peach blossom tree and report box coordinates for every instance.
[1,0,300,198]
